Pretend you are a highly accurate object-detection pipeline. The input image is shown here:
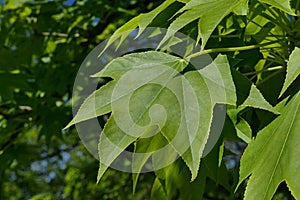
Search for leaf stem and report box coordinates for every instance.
[187,41,281,59]
[210,34,241,38]
[256,69,284,86]
[242,66,283,76]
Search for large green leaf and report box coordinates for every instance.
[68,51,278,183]
[94,51,203,182]
[239,91,300,199]
[280,47,300,96]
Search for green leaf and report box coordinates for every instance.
[69,51,279,183]
[93,51,185,79]
[240,84,279,114]
[159,0,248,48]
[239,91,300,200]
[97,115,136,183]
[64,81,115,129]
[100,0,176,55]
[152,160,207,199]
[259,0,295,15]
[100,16,139,55]
[179,55,237,180]
[137,0,177,37]
[94,51,213,182]
[280,47,300,96]
[150,178,168,200]
[227,106,252,143]
[132,133,170,193]
[233,0,249,15]
[95,51,195,182]
[199,55,237,105]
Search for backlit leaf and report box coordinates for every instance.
[100,0,176,55]
[69,51,278,184]
[159,0,248,48]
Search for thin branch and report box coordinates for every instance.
[187,40,283,59]
[41,32,80,38]
[242,66,283,76]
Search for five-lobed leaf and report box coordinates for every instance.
[69,51,279,184]
[94,51,199,182]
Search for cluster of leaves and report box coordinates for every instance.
[69,0,300,199]
[0,0,164,199]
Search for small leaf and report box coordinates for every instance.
[280,47,300,96]
[152,159,207,199]
[227,106,252,143]
[199,55,237,105]
[239,91,300,199]
[99,16,140,55]
[100,0,176,55]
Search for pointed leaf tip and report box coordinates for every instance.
[280,47,300,97]
[63,120,75,130]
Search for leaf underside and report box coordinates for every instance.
[67,51,278,184]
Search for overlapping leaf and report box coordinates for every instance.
[238,45,300,200]
[94,51,210,182]
[158,0,248,48]
[100,0,294,53]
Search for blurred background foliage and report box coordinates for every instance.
[0,0,162,199]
